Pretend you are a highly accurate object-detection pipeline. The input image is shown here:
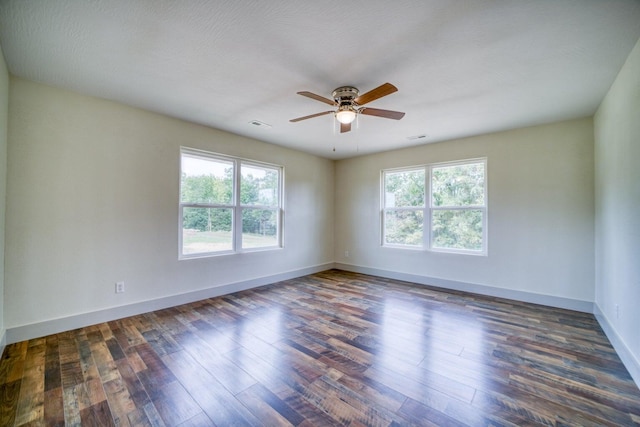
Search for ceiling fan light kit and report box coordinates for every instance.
[291,82,405,133]
[335,107,357,124]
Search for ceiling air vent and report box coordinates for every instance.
[249,120,272,129]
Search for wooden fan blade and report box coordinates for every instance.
[354,83,398,106]
[340,122,351,133]
[360,107,405,120]
[290,110,334,122]
[297,91,336,106]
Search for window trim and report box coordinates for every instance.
[179,147,283,259]
[381,158,487,255]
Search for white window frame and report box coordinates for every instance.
[381,158,487,255]
[179,147,283,259]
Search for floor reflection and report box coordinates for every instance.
[377,296,426,368]
[373,293,490,401]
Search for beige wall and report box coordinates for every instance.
[5,78,334,330]
[0,45,8,345]
[594,37,640,376]
[335,118,595,302]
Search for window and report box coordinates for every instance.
[383,168,425,247]
[179,148,282,258]
[382,159,486,254]
[430,161,486,253]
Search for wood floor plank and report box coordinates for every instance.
[175,412,215,427]
[44,335,61,393]
[79,399,116,427]
[140,328,182,357]
[102,377,136,426]
[161,350,259,426]
[43,387,65,427]
[1,269,639,426]
[75,330,99,382]
[0,380,21,427]
[146,380,203,427]
[224,346,341,426]
[123,407,155,427]
[87,334,120,385]
[140,401,167,427]
[0,342,28,386]
[13,339,46,426]
[62,384,89,426]
[236,383,297,427]
[336,371,407,414]
[398,396,468,427]
[133,343,176,395]
[114,357,151,409]
[508,371,635,425]
[172,330,257,395]
[313,372,410,426]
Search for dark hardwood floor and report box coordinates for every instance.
[1,270,639,426]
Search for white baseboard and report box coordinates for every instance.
[593,303,640,389]
[334,263,594,313]
[6,263,333,344]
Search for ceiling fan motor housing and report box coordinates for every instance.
[332,86,359,104]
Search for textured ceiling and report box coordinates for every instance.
[1,1,640,159]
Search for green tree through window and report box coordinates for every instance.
[383,168,425,246]
[240,164,279,248]
[431,162,485,252]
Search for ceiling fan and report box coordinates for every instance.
[290,82,405,133]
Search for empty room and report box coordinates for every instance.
[0,1,639,425]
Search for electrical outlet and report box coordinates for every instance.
[116,281,125,294]
[615,304,620,319]
[344,250,349,257]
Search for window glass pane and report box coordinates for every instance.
[432,209,483,251]
[182,207,232,254]
[384,169,425,208]
[242,208,278,248]
[241,164,279,206]
[384,210,423,246]
[181,155,233,204]
[432,163,484,207]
